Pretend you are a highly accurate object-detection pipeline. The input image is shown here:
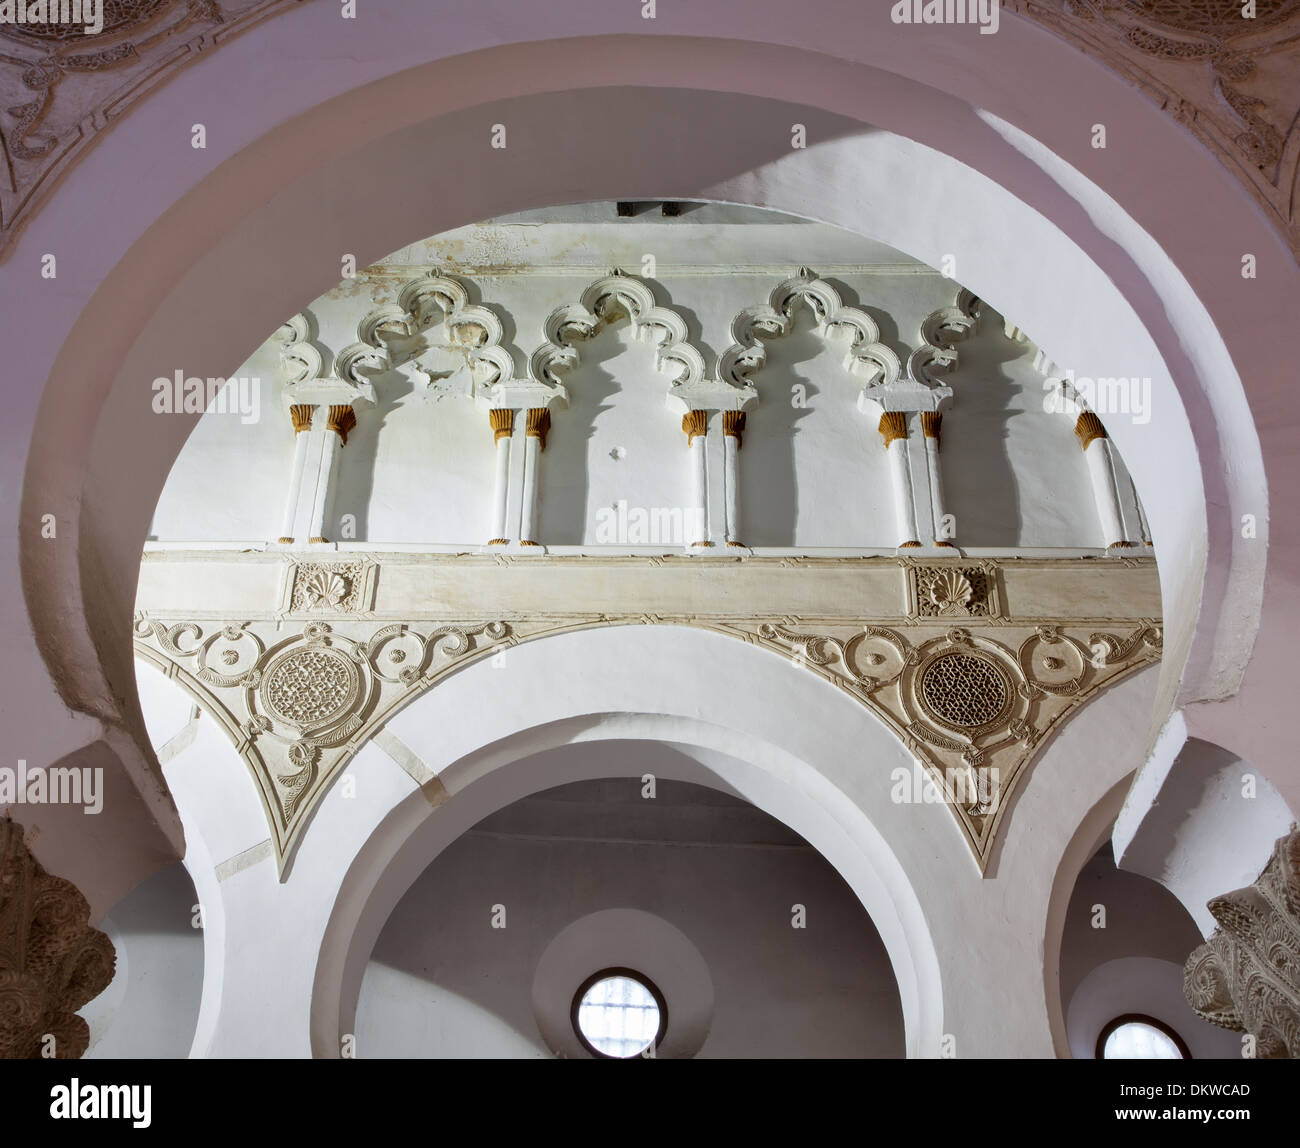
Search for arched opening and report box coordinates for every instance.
[355,775,905,1058]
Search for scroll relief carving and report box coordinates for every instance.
[133,613,513,869]
[0,819,115,1059]
[530,269,745,414]
[1185,825,1300,1058]
[732,616,1162,867]
[331,270,566,419]
[719,267,902,393]
[135,555,1161,873]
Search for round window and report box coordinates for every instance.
[1097,1015,1189,1059]
[571,969,668,1059]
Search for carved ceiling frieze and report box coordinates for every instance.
[133,552,1162,875]
[1011,0,1300,259]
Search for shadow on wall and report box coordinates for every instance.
[542,321,684,546]
[940,307,1026,548]
[1060,842,1241,1059]
[355,773,904,1058]
[82,862,203,1060]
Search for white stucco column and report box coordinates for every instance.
[519,407,550,547]
[879,412,920,549]
[1075,413,1132,549]
[722,411,744,547]
[278,404,315,544]
[683,410,710,547]
[488,408,514,545]
[920,412,955,549]
[308,404,356,544]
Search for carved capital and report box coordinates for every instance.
[1074,411,1107,451]
[525,407,551,451]
[722,410,746,448]
[682,409,708,446]
[0,819,115,1059]
[1184,826,1300,1058]
[289,404,316,435]
[879,411,909,448]
[921,411,942,443]
[489,408,515,444]
[326,404,357,446]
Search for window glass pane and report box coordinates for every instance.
[576,974,661,1058]
[1102,1021,1183,1059]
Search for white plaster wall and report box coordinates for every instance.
[146,229,1115,551]
[82,861,204,1059]
[1058,846,1240,1059]
[1068,958,1242,1061]
[1114,734,1295,937]
[356,777,904,1058]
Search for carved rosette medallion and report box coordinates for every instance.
[744,617,1161,866]
[134,614,511,868]
[917,650,1013,732]
[260,646,361,730]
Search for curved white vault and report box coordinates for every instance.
[6,0,1294,1059]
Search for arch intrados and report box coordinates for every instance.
[313,711,944,1060]
[19,27,1272,848]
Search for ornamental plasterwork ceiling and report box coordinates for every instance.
[1012,0,1300,258]
[134,552,1161,875]
[3,4,1299,260]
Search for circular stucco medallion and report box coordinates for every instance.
[918,651,1012,731]
[261,646,359,729]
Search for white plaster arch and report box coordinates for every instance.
[311,625,949,1060]
[9,7,1285,914]
[136,621,1164,1058]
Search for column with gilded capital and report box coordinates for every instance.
[878,411,921,549]
[307,404,356,544]
[682,410,710,547]
[920,412,956,548]
[722,411,745,547]
[1074,412,1133,549]
[519,408,550,547]
[487,408,515,545]
[278,404,316,543]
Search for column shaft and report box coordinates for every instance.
[279,404,315,543]
[488,409,514,545]
[722,411,745,547]
[683,410,710,547]
[1075,413,1131,548]
[519,408,550,547]
[921,411,955,548]
[308,405,356,544]
[879,411,920,548]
